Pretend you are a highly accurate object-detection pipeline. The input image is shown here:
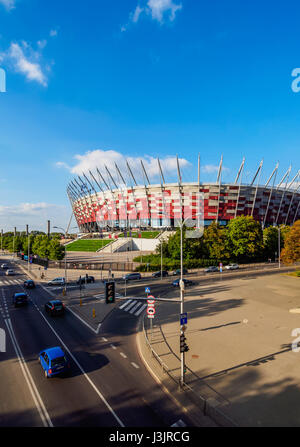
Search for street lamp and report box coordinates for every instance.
[178,214,201,386]
[53,226,70,294]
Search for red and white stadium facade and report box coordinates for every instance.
[67,157,300,232]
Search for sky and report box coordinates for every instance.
[0,0,300,232]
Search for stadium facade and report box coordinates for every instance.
[67,156,300,233]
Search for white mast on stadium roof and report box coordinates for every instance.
[285,173,300,225]
[140,160,152,228]
[275,165,292,225]
[251,159,264,218]
[215,154,223,223]
[262,162,279,228]
[234,157,245,219]
[126,160,139,229]
[115,162,129,230]
[158,157,168,227]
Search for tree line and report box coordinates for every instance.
[135,216,300,270]
[1,232,65,260]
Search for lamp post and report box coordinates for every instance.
[53,226,68,295]
[278,225,281,269]
[1,229,3,253]
[26,225,30,272]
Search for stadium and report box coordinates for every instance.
[67,156,300,233]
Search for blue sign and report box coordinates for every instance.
[180,313,187,325]
[145,287,150,294]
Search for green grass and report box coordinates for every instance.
[65,239,112,252]
[119,231,160,239]
[287,271,300,278]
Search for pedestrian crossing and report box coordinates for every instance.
[0,279,24,286]
[118,299,148,317]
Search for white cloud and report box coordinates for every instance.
[122,0,182,31]
[57,149,191,184]
[0,203,72,232]
[132,5,144,23]
[50,29,58,37]
[146,0,182,23]
[202,164,230,174]
[0,0,15,11]
[2,41,48,86]
[37,40,47,49]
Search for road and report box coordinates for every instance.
[0,259,189,427]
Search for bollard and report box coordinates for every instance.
[92,308,96,318]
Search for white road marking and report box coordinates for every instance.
[4,318,53,427]
[171,419,187,427]
[67,306,101,335]
[120,352,127,359]
[131,362,140,369]
[32,305,125,427]
[134,303,147,316]
[110,344,117,350]
[101,337,108,342]
[122,301,137,312]
[119,299,132,310]
[129,302,142,314]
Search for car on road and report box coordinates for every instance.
[1,263,8,269]
[152,270,168,278]
[172,268,188,276]
[172,278,194,287]
[38,347,70,378]
[204,266,219,273]
[122,272,141,281]
[45,300,65,316]
[77,275,95,285]
[47,277,65,286]
[6,269,15,276]
[24,279,35,289]
[225,263,239,270]
[12,292,28,307]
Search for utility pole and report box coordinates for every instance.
[278,226,281,269]
[1,229,3,253]
[26,225,30,272]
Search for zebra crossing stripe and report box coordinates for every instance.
[171,419,186,427]
[119,299,132,310]
[129,302,141,314]
[123,301,137,312]
[134,303,147,316]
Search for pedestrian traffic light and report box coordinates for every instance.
[180,334,189,353]
[105,281,115,304]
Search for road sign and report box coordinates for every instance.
[147,295,156,319]
[145,287,150,294]
[180,313,187,325]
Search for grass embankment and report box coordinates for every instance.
[65,239,112,252]
[118,231,160,239]
[286,271,300,278]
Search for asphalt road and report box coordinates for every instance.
[0,259,188,427]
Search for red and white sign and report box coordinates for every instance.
[147,295,156,319]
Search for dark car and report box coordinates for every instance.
[152,271,168,278]
[172,268,188,276]
[204,266,219,273]
[172,278,194,287]
[39,347,70,378]
[1,263,8,269]
[24,279,35,289]
[45,300,65,316]
[122,273,141,281]
[12,292,28,307]
[77,276,95,285]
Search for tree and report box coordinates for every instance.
[226,216,264,262]
[263,226,279,260]
[203,223,230,261]
[281,220,300,264]
[48,239,65,260]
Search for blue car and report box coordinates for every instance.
[39,347,70,378]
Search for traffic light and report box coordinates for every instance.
[105,281,115,304]
[180,334,189,353]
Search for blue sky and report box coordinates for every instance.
[0,0,300,231]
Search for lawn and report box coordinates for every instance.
[66,239,112,252]
[118,231,160,239]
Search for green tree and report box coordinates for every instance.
[48,239,65,260]
[203,222,230,261]
[226,215,264,262]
